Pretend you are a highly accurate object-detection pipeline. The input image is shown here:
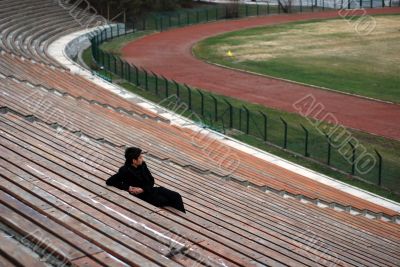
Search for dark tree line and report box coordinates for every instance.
[84,0,196,21]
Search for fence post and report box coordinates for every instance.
[112,55,116,75]
[239,108,242,131]
[143,17,146,31]
[107,53,111,70]
[360,0,363,7]
[98,50,103,69]
[99,49,104,68]
[101,51,108,66]
[178,13,181,25]
[221,116,226,134]
[246,4,249,16]
[168,15,172,28]
[93,35,97,50]
[348,0,351,9]
[197,89,204,117]
[152,72,158,95]
[97,49,102,69]
[163,76,169,98]
[206,8,209,22]
[129,63,137,85]
[144,69,148,90]
[382,0,385,7]
[119,58,126,80]
[123,61,126,80]
[185,84,192,110]
[300,0,303,12]
[267,3,270,14]
[102,51,106,67]
[134,65,139,85]
[173,80,180,98]
[370,0,373,8]
[300,124,309,157]
[187,11,190,25]
[113,55,117,73]
[96,34,100,53]
[257,4,259,16]
[243,105,250,134]
[120,59,124,78]
[349,142,355,175]
[280,117,288,149]
[107,68,112,82]
[160,17,163,32]
[216,6,219,20]
[196,10,200,23]
[98,29,102,43]
[375,149,382,186]
[223,99,233,128]
[210,95,218,121]
[128,64,131,82]
[325,134,331,165]
[208,113,213,128]
[91,38,96,60]
[259,111,268,141]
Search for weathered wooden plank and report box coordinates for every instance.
[0,166,178,267]
[0,230,48,267]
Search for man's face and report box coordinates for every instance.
[132,154,144,166]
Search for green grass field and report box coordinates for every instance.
[194,15,400,103]
[99,31,155,55]
[83,22,400,202]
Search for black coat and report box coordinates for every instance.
[106,162,186,212]
[106,162,154,196]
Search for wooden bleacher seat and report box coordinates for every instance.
[0,0,101,67]
[1,97,400,266]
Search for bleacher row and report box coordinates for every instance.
[0,0,101,68]
[0,0,399,266]
[0,51,159,120]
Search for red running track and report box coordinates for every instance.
[122,8,400,140]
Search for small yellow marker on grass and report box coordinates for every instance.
[226,50,233,57]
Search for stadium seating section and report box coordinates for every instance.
[0,0,399,266]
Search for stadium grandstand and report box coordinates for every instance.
[0,0,399,266]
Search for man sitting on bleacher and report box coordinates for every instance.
[106,147,186,213]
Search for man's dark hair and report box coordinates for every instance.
[125,147,142,165]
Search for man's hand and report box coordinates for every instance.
[129,186,144,195]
